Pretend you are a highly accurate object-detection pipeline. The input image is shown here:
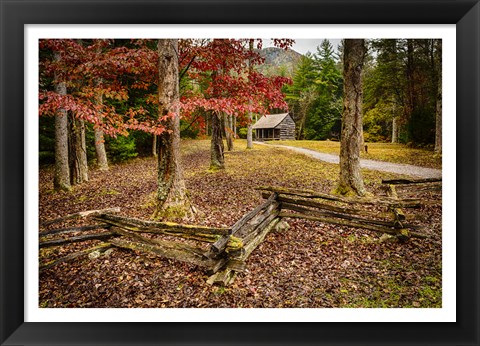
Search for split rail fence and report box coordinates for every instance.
[39,178,440,285]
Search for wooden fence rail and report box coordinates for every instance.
[40,179,439,284]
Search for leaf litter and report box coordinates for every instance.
[39,139,442,308]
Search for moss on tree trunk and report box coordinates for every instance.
[335,39,366,197]
[53,51,71,191]
[155,39,193,219]
[210,111,225,170]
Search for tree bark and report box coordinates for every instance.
[53,51,71,191]
[155,39,192,219]
[434,39,442,154]
[152,134,158,157]
[406,39,416,126]
[391,115,398,143]
[233,115,237,138]
[93,76,108,171]
[224,112,234,151]
[336,39,366,196]
[210,111,225,170]
[94,127,108,170]
[69,117,89,184]
[246,39,254,149]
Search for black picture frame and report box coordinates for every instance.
[1,0,479,345]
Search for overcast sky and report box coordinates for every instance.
[293,39,342,55]
[266,39,342,56]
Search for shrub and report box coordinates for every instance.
[106,135,138,162]
[238,127,248,139]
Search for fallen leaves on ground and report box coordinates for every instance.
[39,139,442,308]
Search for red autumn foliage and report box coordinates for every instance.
[39,38,293,137]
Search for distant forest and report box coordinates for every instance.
[284,39,441,148]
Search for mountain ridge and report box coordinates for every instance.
[257,47,303,77]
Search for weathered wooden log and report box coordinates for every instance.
[208,258,247,275]
[39,224,111,237]
[240,218,280,259]
[109,226,208,257]
[280,203,423,230]
[40,242,113,272]
[240,210,280,246]
[205,194,278,258]
[207,218,280,285]
[40,208,121,227]
[206,268,237,286]
[39,231,117,248]
[224,259,247,273]
[235,201,280,239]
[110,226,158,245]
[210,202,280,258]
[95,216,241,250]
[397,184,442,192]
[98,213,231,236]
[282,203,391,227]
[278,212,428,239]
[210,258,228,274]
[385,185,406,222]
[109,238,218,269]
[381,178,442,185]
[264,191,364,215]
[231,193,277,234]
[257,186,421,208]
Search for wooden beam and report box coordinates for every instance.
[40,208,121,227]
[109,238,218,269]
[39,224,111,237]
[98,213,231,236]
[278,212,427,239]
[256,186,421,208]
[40,243,113,272]
[39,231,117,248]
[381,178,442,185]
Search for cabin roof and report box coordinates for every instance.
[252,113,290,129]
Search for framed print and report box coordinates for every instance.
[1,0,479,345]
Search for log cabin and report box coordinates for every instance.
[252,113,296,141]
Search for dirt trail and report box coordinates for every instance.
[256,142,442,179]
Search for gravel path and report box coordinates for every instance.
[256,142,442,179]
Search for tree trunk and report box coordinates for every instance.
[152,134,158,157]
[210,111,225,170]
[233,115,237,138]
[406,39,416,131]
[225,112,234,151]
[53,51,71,191]
[69,117,88,184]
[392,103,398,143]
[247,114,253,148]
[155,39,192,219]
[94,127,108,170]
[335,39,366,196]
[246,39,254,149]
[93,80,108,170]
[434,39,442,154]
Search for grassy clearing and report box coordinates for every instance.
[192,138,407,190]
[268,140,442,169]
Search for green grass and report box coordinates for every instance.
[268,140,442,169]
